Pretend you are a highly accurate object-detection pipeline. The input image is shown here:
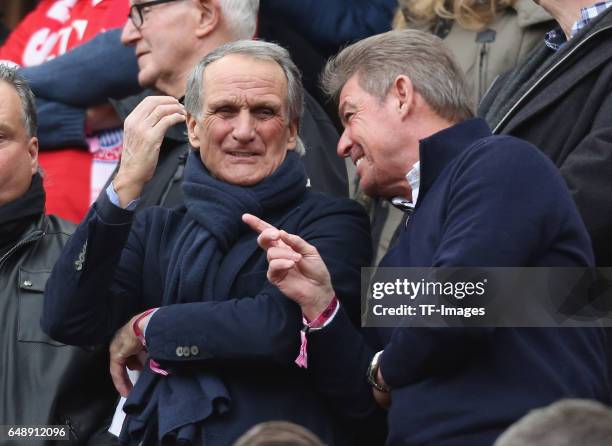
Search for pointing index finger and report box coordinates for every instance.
[242,213,277,234]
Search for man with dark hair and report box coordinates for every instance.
[0,66,116,444]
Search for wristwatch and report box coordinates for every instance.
[367,350,391,392]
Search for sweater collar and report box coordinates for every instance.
[417,118,492,205]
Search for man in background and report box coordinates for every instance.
[0,66,116,445]
[479,0,612,393]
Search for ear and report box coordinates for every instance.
[285,119,299,150]
[391,75,414,120]
[27,136,39,175]
[194,0,221,38]
[186,114,202,148]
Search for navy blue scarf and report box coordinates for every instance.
[165,149,307,305]
[121,150,307,445]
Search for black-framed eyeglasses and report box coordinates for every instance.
[128,0,180,29]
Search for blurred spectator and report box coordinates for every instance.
[260,0,398,58]
[478,0,612,391]
[494,399,612,446]
[18,29,140,149]
[479,0,612,266]
[0,65,117,446]
[395,0,552,102]
[0,0,132,223]
[233,421,324,446]
[363,0,552,264]
[0,0,128,67]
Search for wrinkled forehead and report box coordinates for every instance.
[201,55,289,104]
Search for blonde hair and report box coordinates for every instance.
[394,0,515,31]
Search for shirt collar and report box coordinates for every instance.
[390,161,420,211]
[407,161,421,205]
[573,1,612,33]
[546,1,612,51]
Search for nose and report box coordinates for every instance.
[121,19,140,46]
[337,127,353,158]
[232,110,256,143]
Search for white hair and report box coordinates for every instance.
[218,0,259,39]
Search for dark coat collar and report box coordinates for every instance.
[418,117,492,204]
[502,7,612,134]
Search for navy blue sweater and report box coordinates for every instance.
[308,119,610,446]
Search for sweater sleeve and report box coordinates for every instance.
[35,97,87,149]
[18,29,140,106]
